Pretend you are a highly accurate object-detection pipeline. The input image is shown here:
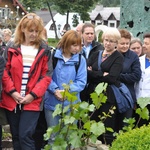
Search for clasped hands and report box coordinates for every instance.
[11,92,34,104]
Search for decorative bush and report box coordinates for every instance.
[110,124,150,150]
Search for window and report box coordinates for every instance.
[49,23,55,30]
[108,20,116,28]
[0,7,11,19]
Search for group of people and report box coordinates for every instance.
[0,12,149,150]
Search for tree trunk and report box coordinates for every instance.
[66,10,69,31]
[46,1,59,39]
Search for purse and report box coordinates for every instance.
[111,83,134,113]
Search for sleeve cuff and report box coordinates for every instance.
[9,89,17,95]
[30,92,37,99]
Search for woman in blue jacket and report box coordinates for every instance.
[44,30,87,143]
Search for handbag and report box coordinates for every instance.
[111,83,134,113]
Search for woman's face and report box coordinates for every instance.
[103,35,117,52]
[22,26,39,45]
[69,44,80,55]
[130,42,142,56]
[117,37,130,53]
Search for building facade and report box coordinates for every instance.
[0,0,27,30]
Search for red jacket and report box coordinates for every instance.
[0,43,53,111]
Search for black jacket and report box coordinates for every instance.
[87,50,123,103]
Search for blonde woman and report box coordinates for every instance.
[87,27,123,145]
[0,13,53,150]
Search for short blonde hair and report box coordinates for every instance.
[102,27,121,42]
[3,28,12,36]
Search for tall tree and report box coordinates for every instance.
[49,0,99,29]
[20,0,44,11]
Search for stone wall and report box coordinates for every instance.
[120,0,150,39]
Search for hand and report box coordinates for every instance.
[19,94,34,104]
[103,72,109,76]
[11,92,24,104]
[87,66,92,71]
[54,90,65,101]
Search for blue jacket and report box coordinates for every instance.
[111,83,134,113]
[44,49,87,111]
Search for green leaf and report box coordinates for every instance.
[44,127,53,140]
[106,127,114,132]
[95,82,108,95]
[69,131,83,148]
[53,139,68,150]
[90,122,105,136]
[89,134,98,143]
[91,90,107,109]
[88,104,95,112]
[79,101,89,110]
[53,104,62,117]
[63,105,70,113]
[44,144,51,150]
[64,116,76,124]
[136,107,149,120]
[84,121,91,131]
[65,91,77,102]
[137,97,150,109]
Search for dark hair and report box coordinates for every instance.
[82,23,95,34]
[119,29,131,40]
[143,33,150,39]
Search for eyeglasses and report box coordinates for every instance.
[104,39,116,44]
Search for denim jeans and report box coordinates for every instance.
[44,108,60,128]
[44,108,60,145]
[6,108,40,150]
[44,108,77,148]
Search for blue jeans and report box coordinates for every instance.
[44,108,77,145]
[44,108,61,145]
[44,109,60,127]
[6,108,40,150]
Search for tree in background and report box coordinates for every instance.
[48,0,99,30]
[72,14,79,28]
[99,0,120,7]
[20,0,44,12]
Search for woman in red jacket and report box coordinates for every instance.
[0,13,53,150]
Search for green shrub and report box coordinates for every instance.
[110,124,150,150]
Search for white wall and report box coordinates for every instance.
[45,13,83,39]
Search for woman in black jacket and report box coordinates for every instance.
[87,27,123,145]
[117,29,141,129]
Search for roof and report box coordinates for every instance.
[35,10,57,26]
[90,5,120,21]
